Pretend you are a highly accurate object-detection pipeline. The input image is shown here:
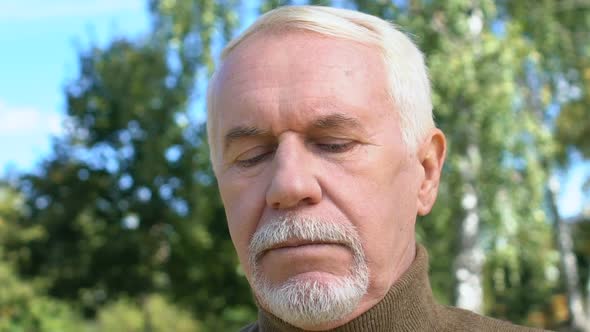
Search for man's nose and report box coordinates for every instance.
[265,140,322,209]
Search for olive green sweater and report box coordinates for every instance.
[240,245,547,332]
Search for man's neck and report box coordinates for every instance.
[255,243,439,331]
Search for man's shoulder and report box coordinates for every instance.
[440,305,548,332]
[238,322,260,332]
[237,307,549,332]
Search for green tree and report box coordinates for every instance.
[504,2,590,330]
[0,183,85,332]
[6,1,588,331]
[12,38,194,307]
[0,259,84,332]
[91,294,201,332]
[10,33,252,331]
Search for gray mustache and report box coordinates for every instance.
[248,216,365,268]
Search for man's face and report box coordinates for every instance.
[211,31,437,328]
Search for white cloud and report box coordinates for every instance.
[0,0,144,20]
[0,100,63,136]
[0,100,65,175]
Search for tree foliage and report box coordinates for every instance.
[0,0,588,331]
[7,31,252,330]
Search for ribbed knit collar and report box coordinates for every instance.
[256,244,441,331]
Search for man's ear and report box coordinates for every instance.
[416,128,446,216]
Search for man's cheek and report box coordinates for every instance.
[227,200,259,246]
[227,219,251,276]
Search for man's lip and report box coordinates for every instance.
[264,240,345,252]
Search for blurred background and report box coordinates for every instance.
[0,0,589,331]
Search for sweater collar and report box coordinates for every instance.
[256,244,441,331]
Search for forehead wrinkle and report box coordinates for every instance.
[220,64,281,92]
[222,39,369,88]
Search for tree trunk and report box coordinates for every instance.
[453,5,487,313]
[142,295,153,332]
[454,143,484,314]
[548,176,588,331]
[587,274,590,329]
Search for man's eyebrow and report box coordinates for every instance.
[223,113,365,149]
[311,113,365,132]
[224,126,270,149]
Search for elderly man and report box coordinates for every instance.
[206,5,543,332]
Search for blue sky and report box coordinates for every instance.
[0,0,587,218]
[0,0,149,175]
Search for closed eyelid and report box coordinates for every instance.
[313,136,354,143]
[314,140,357,153]
[235,145,275,161]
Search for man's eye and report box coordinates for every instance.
[316,141,356,153]
[235,151,274,168]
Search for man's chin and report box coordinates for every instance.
[276,270,349,285]
[254,271,354,299]
[252,273,368,329]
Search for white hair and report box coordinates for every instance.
[207,5,434,168]
[248,215,369,328]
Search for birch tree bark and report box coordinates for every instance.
[548,176,589,332]
[454,143,484,314]
[453,4,485,314]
